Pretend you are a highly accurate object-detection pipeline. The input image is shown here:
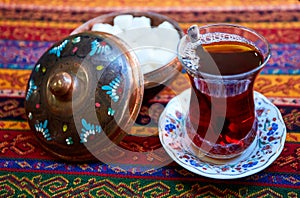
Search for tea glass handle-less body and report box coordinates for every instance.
[178,24,271,159]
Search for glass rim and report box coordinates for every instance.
[178,23,271,80]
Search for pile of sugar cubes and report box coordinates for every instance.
[91,14,180,74]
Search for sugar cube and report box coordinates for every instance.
[113,14,134,30]
[158,21,175,30]
[92,23,115,34]
[128,16,151,30]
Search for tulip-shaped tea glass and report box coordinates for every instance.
[177,24,271,159]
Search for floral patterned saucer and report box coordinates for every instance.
[158,89,286,179]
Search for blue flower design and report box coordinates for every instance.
[189,159,202,167]
[26,79,37,101]
[89,40,112,56]
[49,40,69,57]
[242,161,258,169]
[271,123,278,131]
[165,123,176,133]
[101,77,121,103]
[80,119,102,143]
[35,120,52,141]
[267,123,279,136]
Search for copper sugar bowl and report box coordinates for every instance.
[24,32,144,162]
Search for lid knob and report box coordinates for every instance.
[49,72,73,98]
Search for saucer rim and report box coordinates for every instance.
[159,89,287,179]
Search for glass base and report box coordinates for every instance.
[184,116,258,160]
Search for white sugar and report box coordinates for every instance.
[92,15,180,74]
[112,25,123,35]
[113,14,133,30]
[91,23,115,34]
[158,21,174,30]
[129,16,151,29]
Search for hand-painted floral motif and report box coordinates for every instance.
[26,79,37,100]
[41,66,47,73]
[66,137,74,145]
[72,36,81,44]
[72,47,78,53]
[89,40,112,56]
[101,77,121,103]
[35,120,52,141]
[96,65,104,71]
[242,161,259,168]
[80,119,102,143]
[165,123,176,133]
[35,64,40,72]
[28,112,32,120]
[49,40,69,57]
[164,111,183,140]
[175,110,183,120]
[62,124,68,132]
[267,123,279,136]
[108,107,115,116]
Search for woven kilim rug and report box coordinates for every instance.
[1,0,300,197]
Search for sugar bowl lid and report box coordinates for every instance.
[24,32,144,161]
